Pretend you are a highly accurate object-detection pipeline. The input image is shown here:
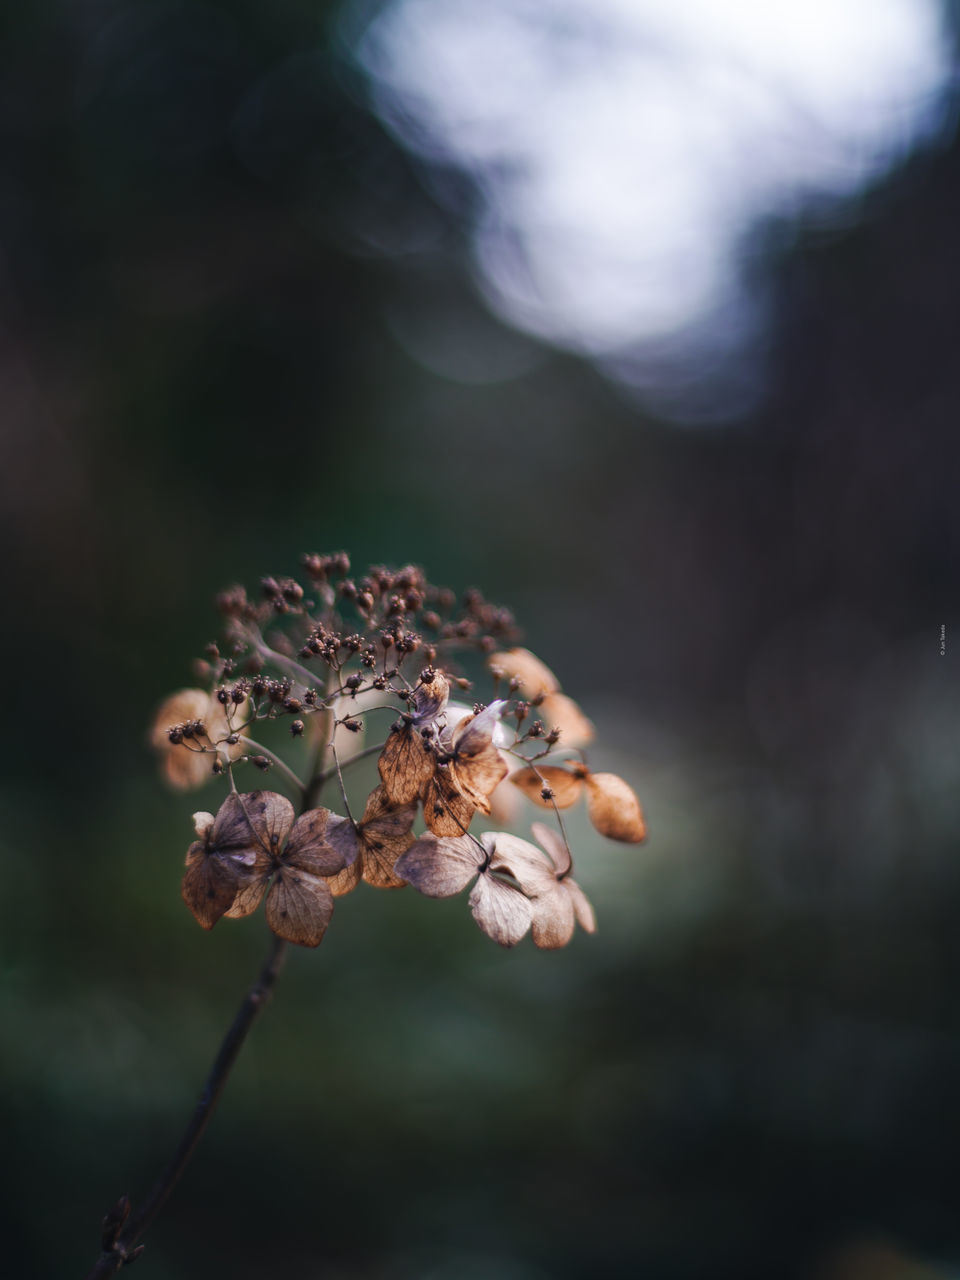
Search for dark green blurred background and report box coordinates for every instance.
[2,3,959,1277]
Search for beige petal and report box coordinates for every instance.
[530,821,573,877]
[150,689,208,751]
[530,885,576,950]
[162,744,217,790]
[283,808,344,877]
[565,877,597,934]
[468,873,532,947]
[394,834,482,897]
[487,776,525,826]
[378,723,437,805]
[487,648,559,700]
[265,869,335,947]
[585,772,646,843]
[487,833,556,895]
[509,765,584,810]
[540,693,595,748]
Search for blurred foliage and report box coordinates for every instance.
[1,2,960,1277]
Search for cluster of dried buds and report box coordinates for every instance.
[151,555,645,950]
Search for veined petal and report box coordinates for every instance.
[265,869,335,947]
[394,834,482,897]
[530,886,576,950]
[283,808,344,877]
[468,873,532,947]
[585,772,646,843]
[510,765,584,810]
[487,832,557,895]
[530,821,573,878]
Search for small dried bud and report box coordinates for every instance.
[283,697,302,713]
[291,720,304,737]
[343,718,363,733]
[252,756,271,771]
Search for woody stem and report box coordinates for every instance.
[84,932,289,1279]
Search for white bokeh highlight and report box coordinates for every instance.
[349,0,956,416]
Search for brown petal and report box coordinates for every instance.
[487,833,557,895]
[223,874,270,919]
[358,793,417,888]
[540,693,595,748]
[265,869,334,947]
[530,821,573,877]
[325,855,363,898]
[422,768,477,837]
[565,878,597,933]
[182,840,247,930]
[325,815,361,868]
[211,791,292,864]
[468,873,532,947]
[394,834,482,897]
[509,765,584,809]
[487,648,559,699]
[378,723,437,805]
[283,808,344,877]
[453,743,509,812]
[530,885,576,950]
[585,772,646,843]
[410,670,450,723]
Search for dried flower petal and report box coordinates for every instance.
[487,648,559,700]
[509,765,584,810]
[324,850,363,898]
[529,821,573,878]
[212,791,291,865]
[468,873,532,947]
[410,670,450,724]
[529,887,576,950]
[265,869,335,947]
[585,772,646,843]
[282,808,344,878]
[540,692,595,748]
[484,831,558,894]
[151,688,248,790]
[394,834,483,897]
[378,722,436,805]
[566,879,597,933]
[182,840,247,929]
[421,766,479,837]
[357,787,416,889]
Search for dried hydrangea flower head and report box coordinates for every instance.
[149,553,646,950]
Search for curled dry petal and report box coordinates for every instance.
[451,701,507,756]
[192,811,215,840]
[585,772,646,843]
[483,831,557,895]
[410,670,450,724]
[265,869,335,947]
[566,878,596,933]
[540,692,595,748]
[378,722,436,805]
[487,648,559,700]
[510,765,584,810]
[468,874,532,947]
[394,834,482,898]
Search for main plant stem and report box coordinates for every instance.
[85,932,289,1278]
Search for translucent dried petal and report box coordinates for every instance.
[378,723,436,805]
[151,689,208,751]
[212,791,292,865]
[468,873,532,947]
[530,821,573,878]
[357,788,416,888]
[182,840,247,930]
[540,693,595,748]
[487,648,559,700]
[325,854,363,898]
[510,765,584,810]
[422,768,478,837]
[530,886,576,950]
[451,701,507,757]
[565,878,596,934]
[283,808,344,878]
[394,834,482,898]
[452,743,508,814]
[325,815,360,868]
[265,869,334,947]
[486,832,557,895]
[223,874,270,919]
[585,772,646,843]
